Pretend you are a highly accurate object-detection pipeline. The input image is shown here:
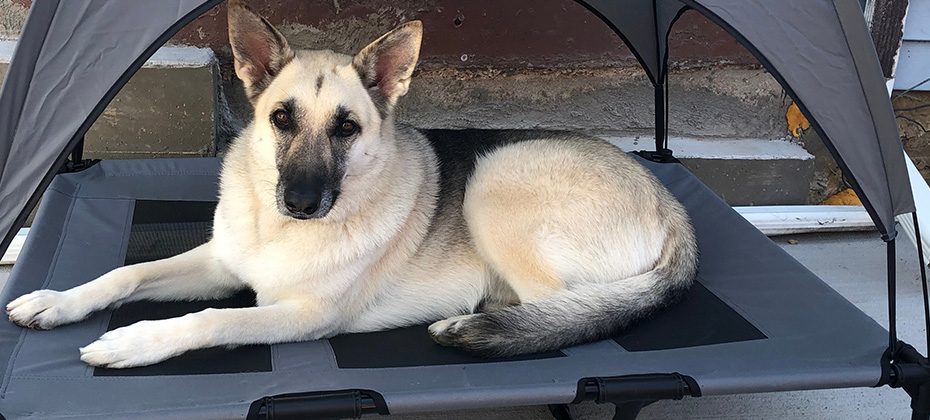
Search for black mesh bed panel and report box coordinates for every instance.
[0,157,888,419]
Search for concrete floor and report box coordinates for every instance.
[0,231,922,419]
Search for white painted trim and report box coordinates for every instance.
[604,137,813,161]
[0,41,214,67]
[895,157,930,265]
[1,228,28,265]
[735,206,875,236]
[0,41,14,64]
[145,47,215,68]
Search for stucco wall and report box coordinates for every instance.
[166,0,756,68]
[0,0,783,143]
[172,1,787,149]
[1,0,832,205]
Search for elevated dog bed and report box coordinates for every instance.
[0,151,889,419]
[1,0,929,419]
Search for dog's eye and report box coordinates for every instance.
[272,110,290,129]
[338,120,359,137]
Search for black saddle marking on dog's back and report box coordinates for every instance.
[421,129,575,202]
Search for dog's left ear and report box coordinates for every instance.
[353,21,422,117]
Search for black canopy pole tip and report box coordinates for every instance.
[664,70,670,151]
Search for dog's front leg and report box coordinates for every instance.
[7,241,242,330]
[79,301,331,368]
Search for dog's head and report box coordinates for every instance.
[228,0,421,220]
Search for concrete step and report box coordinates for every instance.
[0,42,218,159]
[606,137,815,205]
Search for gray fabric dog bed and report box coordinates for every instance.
[0,152,889,419]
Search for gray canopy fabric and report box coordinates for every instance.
[0,0,915,255]
[579,0,914,239]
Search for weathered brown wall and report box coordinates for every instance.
[2,0,756,68]
[169,1,756,69]
[3,0,828,206]
[0,0,780,147]
[160,0,774,154]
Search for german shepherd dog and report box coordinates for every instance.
[6,0,698,368]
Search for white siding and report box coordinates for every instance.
[904,0,930,40]
[895,0,930,90]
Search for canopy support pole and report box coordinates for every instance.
[882,233,930,420]
[636,80,674,163]
[654,81,667,155]
[889,237,898,357]
[911,211,930,420]
[71,136,84,165]
[59,136,97,173]
[653,75,673,163]
[911,212,930,357]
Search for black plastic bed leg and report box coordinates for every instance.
[547,401,646,420]
[613,401,645,420]
[548,404,576,420]
[885,342,930,420]
[910,382,930,420]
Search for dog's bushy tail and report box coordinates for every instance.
[432,226,698,358]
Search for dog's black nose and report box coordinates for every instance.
[283,187,321,216]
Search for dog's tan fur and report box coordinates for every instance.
[5,1,697,367]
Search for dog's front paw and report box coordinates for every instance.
[80,320,188,368]
[6,290,87,330]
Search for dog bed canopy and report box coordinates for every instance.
[0,0,916,255]
[0,1,928,420]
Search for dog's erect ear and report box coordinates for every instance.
[352,21,422,117]
[228,0,295,101]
